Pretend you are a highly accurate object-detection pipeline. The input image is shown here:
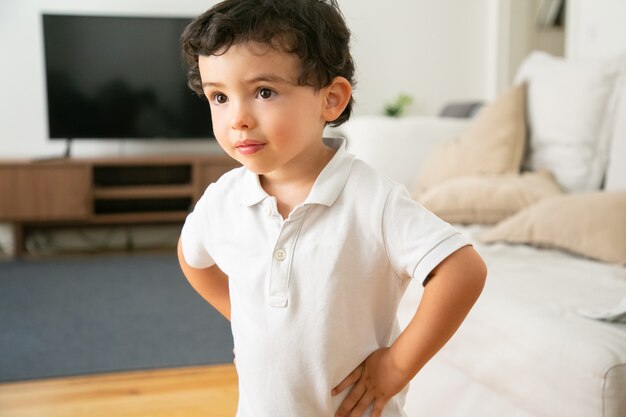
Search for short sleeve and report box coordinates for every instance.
[180,185,216,269]
[382,185,470,285]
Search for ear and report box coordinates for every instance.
[321,77,352,123]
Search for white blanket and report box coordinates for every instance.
[578,297,626,323]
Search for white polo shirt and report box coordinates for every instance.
[181,137,470,417]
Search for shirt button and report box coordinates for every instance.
[265,207,272,217]
[274,249,287,261]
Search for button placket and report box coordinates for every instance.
[267,208,308,308]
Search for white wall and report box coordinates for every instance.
[0,0,492,158]
[343,0,490,116]
[565,0,626,60]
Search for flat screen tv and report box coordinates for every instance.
[42,14,213,140]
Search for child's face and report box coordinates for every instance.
[199,42,329,178]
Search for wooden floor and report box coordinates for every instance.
[0,364,238,417]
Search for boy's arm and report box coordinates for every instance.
[333,245,487,417]
[177,239,231,321]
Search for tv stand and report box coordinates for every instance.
[0,153,239,257]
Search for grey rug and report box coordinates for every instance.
[0,253,233,382]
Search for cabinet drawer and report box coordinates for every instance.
[0,165,91,221]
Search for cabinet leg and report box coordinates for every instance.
[12,223,26,258]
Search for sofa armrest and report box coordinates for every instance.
[336,115,470,190]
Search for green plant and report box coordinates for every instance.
[384,93,413,117]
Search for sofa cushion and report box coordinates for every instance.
[481,191,626,265]
[417,170,562,225]
[515,51,619,192]
[413,83,526,195]
[340,116,470,191]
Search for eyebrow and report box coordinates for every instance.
[202,74,294,89]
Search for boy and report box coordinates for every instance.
[178,1,487,416]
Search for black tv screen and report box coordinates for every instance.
[42,14,213,140]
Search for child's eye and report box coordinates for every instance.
[210,92,228,105]
[256,88,275,100]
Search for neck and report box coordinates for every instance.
[260,144,335,218]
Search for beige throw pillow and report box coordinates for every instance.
[481,192,626,265]
[414,83,526,196]
[418,170,562,225]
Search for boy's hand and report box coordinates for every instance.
[332,347,408,417]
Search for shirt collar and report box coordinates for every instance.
[240,169,269,207]
[239,137,354,207]
[304,137,354,207]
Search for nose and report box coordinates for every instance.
[230,100,254,131]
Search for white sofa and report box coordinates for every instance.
[338,52,626,417]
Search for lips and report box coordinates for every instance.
[235,139,266,155]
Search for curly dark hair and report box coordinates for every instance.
[180,0,355,127]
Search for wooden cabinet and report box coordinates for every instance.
[0,154,239,256]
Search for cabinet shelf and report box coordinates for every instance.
[89,211,189,224]
[93,185,195,199]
